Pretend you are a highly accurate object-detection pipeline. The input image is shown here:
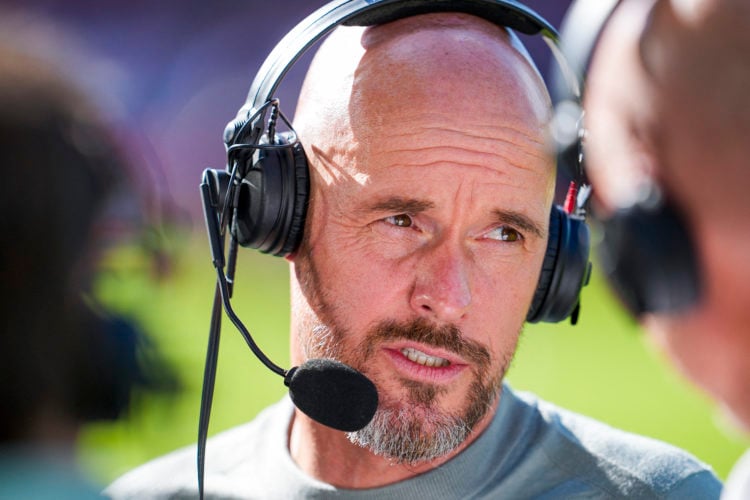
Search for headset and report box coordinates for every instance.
[554,0,701,316]
[204,0,592,327]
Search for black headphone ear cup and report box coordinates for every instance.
[598,198,700,316]
[279,141,310,256]
[527,207,562,322]
[527,205,591,323]
[232,133,309,257]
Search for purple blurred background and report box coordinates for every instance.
[0,0,571,223]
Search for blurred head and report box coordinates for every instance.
[0,44,166,444]
[288,13,554,463]
[584,0,750,428]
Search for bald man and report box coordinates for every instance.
[578,0,750,497]
[108,10,720,499]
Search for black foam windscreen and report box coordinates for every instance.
[284,359,378,432]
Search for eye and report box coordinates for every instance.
[384,214,413,228]
[486,226,522,242]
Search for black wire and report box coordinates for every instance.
[225,232,239,298]
[197,283,223,500]
[220,160,240,232]
[225,100,300,160]
[228,99,280,150]
[226,140,299,156]
[214,265,287,377]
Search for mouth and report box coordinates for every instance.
[383,343,466,384]
[400,347,450,368]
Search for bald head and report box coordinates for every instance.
[293,13,554,191]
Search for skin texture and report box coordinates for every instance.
[284,13,554,488]
[585,0,750,429]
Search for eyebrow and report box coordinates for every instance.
[362,197,435,214]
[492,209,545,239]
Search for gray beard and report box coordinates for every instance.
[347,408,471,465]
[345,373,501,465]
[346,406,472,464]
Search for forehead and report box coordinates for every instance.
[355,111,553,202]
[298,13,555,210]
[355,160,552,217]
[315,107,553,227]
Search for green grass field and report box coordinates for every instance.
[79,231,748,485]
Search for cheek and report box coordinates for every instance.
[462,250,544,348]
[310,228,411,326]
[478,249,544,311]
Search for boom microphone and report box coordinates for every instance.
[200,168,379,429]
[197,167,379,497]
[285,359,378,432]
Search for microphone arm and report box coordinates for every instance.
[201,170,286,375]
[196,168,378,499]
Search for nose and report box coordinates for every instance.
[409,239,472,323]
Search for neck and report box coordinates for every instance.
[287,402,499,489]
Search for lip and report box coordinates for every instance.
[382,341,468,384]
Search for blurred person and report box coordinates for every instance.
[0,39,174,498]
[108,2,722,498]
[561,0,750,497]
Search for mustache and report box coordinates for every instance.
[361,318,491,368]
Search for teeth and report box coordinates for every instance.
[400,347,450,368]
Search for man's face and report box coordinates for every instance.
[289,16,554,463]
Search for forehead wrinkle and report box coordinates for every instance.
[374,118,551,168]
[397,119,548,148]
[377,145,548,176]
[395,133,550,164]
[377,112,548,147]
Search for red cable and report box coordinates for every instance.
[563,180,578,214]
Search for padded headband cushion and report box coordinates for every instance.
[343,0,545,35]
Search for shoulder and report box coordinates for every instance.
[507,387,722,498]
[105,398,293,500]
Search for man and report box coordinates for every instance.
[108,10,721,498]
[577,0,750,497]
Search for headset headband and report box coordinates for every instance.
[553,0,619,107]
[227,0,580,151]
